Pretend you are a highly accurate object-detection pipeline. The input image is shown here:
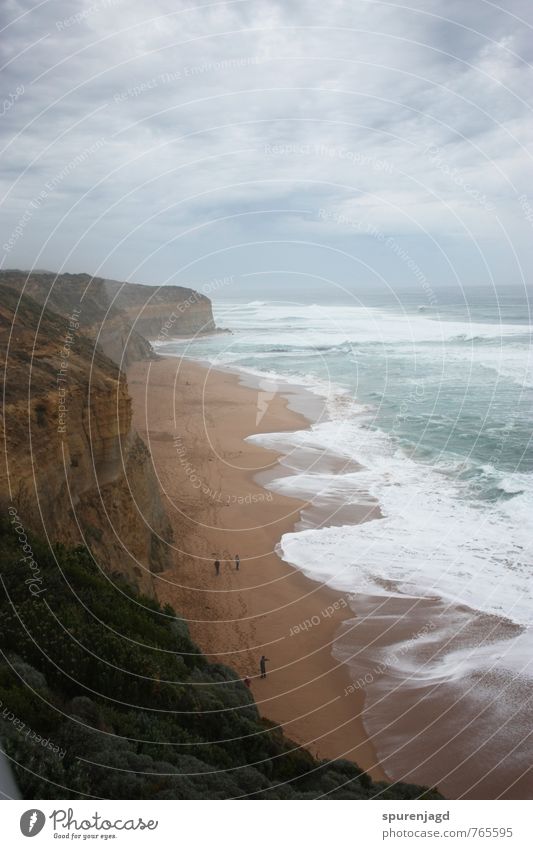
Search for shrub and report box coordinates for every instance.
[0,519,441,800]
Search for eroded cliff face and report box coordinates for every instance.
[104,279,217,340]
[0,271,155,371]
[0,271,221,371]
[0,286,173,595]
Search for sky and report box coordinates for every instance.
[1,0,533,301]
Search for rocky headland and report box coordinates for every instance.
[0,270,220,594]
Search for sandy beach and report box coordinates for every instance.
[128,355,386,782]
[127,354,533,800]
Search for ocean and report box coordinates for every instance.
[155,285,533,796]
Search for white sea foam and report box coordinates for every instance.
[214,301,532,344]
[252,417,533,628]
[158,301,533,391]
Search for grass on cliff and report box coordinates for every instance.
[0,519,441,800]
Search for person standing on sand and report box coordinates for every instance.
[214,559,220,576]
[259,655,269,679]
[235,554,240,571]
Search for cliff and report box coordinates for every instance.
[104,278,217,340]
[0,286,173,595]
[0,270,219,370]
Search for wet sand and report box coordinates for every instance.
[339,592,532,799]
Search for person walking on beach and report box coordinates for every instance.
[259,655,269,679]
[214,559,220,576]
[235,554,240,571]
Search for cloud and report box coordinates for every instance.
[0,0,532,286]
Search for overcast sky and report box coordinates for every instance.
[1,0,532,300]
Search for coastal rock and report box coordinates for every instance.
[0,270,219,369]
[0,285,173,596]
[104,278,217,340]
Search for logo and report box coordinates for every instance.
[20,809,46,837]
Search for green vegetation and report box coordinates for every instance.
[0,519,441,799]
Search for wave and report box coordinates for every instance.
[252,418,533,628]
[213,302,533,344]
